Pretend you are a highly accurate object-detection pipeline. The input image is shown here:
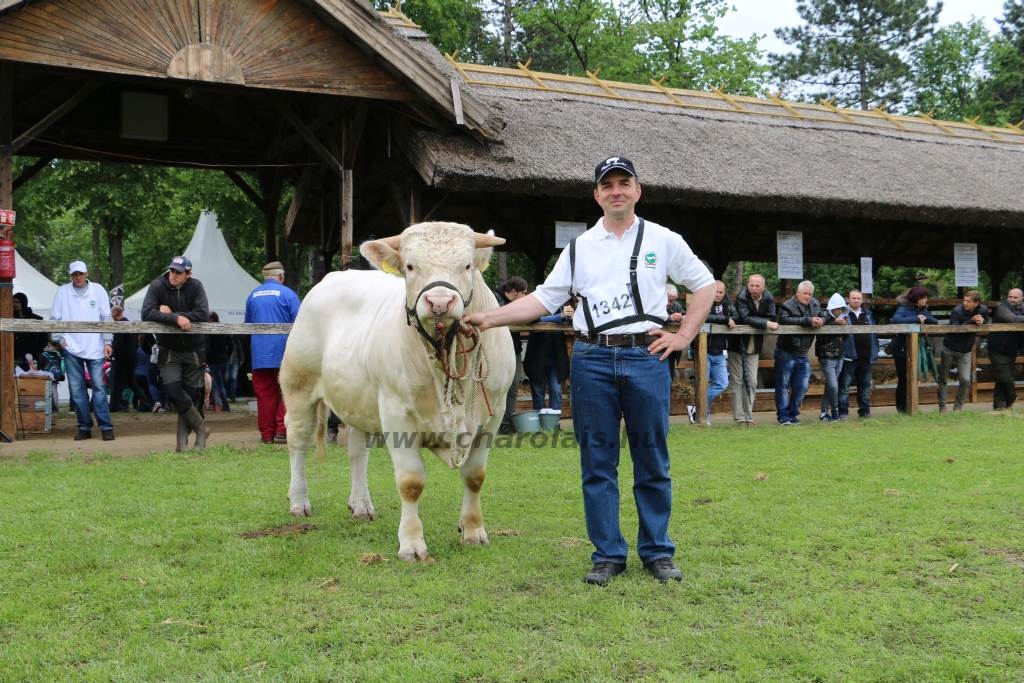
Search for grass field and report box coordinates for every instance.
[1,412,1022,681]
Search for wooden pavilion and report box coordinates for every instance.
[2,0,1024,439]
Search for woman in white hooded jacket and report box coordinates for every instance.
[816,293,850,422]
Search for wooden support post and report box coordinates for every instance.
[694,331,708,423]
[969,346,978,405]
[907,331,919,415]
[339,169,352,264]
[1,62,15,440]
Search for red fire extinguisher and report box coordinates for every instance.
[0,236,15,279]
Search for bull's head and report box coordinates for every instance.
[362,222,505,352]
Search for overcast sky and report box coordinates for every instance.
[718,0,1009,55]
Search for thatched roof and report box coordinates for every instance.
[393,31,1024,229]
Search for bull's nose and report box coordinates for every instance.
[425,294,456,315]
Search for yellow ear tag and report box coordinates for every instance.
[378,261,401,276]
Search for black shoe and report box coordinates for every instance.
[644,557,683,583]
[273,434,287,444]
[73,430,92,441]
[584,561,627,586]
[101,430,115,441]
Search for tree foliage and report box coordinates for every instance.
[909,19,992,121]
[772,0,942,111]
[978,0,1024,126]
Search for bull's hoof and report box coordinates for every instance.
[397,543,431,562]
[348,500,376,521]
[290,502,313,517]
[461,528,489,546]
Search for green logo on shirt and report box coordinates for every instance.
[644,252,657,269]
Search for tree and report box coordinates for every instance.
[909,19,992,121]
[979,0,1024,126]
[375,0,500,63]
[772,0,942,111]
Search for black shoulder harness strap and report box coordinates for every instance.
[569,219,667,336]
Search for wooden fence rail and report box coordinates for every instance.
[4,320,1024,422]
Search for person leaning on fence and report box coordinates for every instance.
[774,280,824,425]
[462,155,715,587]
[986,287,1024,411]
[816,293,850,422]
[937,290,989,413]
[688,280,734,425]
[728,274,779,426]
[837,289,878,420]
[50,260,116,441]
[12,292,47,372]
[890,286,938,414]
[141,255,211,451]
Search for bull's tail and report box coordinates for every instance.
[313,400,328,461]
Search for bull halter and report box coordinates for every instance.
[405,279,474,359]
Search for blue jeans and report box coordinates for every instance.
[774,348,810,423]
[571,341,673,565]
[706,353,728,417]
[818,357,844,418]
[838,359,873,417]
[530,363,563,411]
[63,350,113,433]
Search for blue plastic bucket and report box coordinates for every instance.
[538,409,561,431]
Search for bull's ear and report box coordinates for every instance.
[473,232,505,249]
[361,237,403,276]
[474,246,494,272]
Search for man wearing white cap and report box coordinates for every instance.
[50,260,116,441]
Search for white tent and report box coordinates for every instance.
[13,249,59,319]
[124,210,260,323]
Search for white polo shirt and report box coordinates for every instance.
[534,216,713,335]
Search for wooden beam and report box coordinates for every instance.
[280,106,344,176]
[12,156,52,191]
[907,332,919,415]
[342,102,368,170]
[1,61,15,441]
[9,80,101,154]
[223,170,264,208]
[694,331,708,422]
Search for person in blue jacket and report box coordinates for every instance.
[245,261,301,444]
[890,286,938,413]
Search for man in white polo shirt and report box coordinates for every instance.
[50,260,115,441]
[462,156,715,586]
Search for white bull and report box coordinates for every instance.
[279,222,515,561]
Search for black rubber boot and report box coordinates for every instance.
[175,414,190,452]
[184,406,210,451]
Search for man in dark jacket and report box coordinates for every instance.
[838,289,878,419]
[937,290,989,412]
[986,288,1024,410]
[728,274,779,425]
[12,292,47,371]
[774,280,824,425]
[141,255,211,451]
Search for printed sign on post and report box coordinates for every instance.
[776,231,803,280]
[554,221,587,248]
[954,243,978,287]
[0,209,16,226]
[860,257,873,294]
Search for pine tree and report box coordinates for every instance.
[771,0,941,111]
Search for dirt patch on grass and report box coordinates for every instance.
[984,548,1024,569]
[240,523,319,539]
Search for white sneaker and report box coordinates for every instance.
[686,405,697,424]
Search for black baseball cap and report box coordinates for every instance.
[594,156,638,182]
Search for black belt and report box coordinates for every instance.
[577,333,657,348]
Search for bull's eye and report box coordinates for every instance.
[406,264,414,272]
[465,264,471,271]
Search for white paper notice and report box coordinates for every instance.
[860,257,873,294]
[954,243,978,287]
[554,221,588,248]
[776,231,803,280]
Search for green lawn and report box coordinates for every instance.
[1,413,1022,681]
